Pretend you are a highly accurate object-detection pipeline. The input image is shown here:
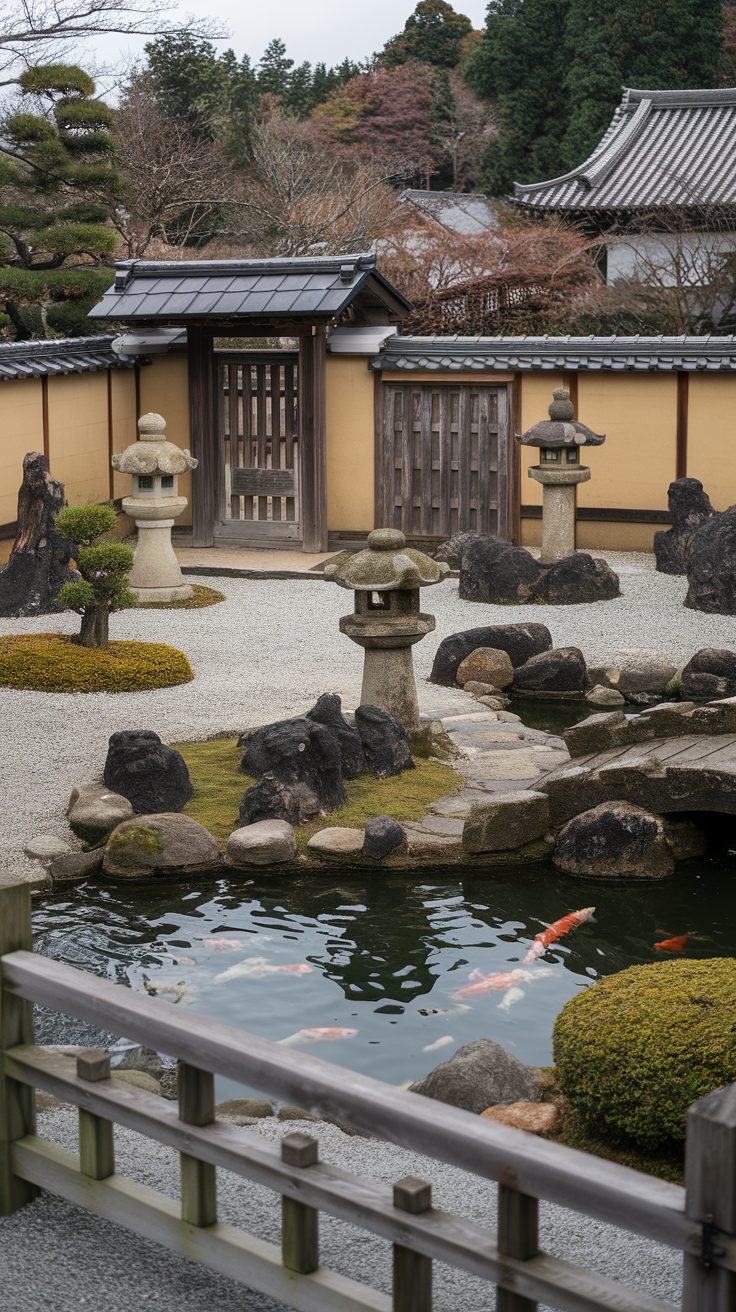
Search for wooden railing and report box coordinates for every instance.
[1,882,735,1311]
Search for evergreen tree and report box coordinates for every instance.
[382,0,473,69]
[145,33,231,138]
[283,61,315,118]
[0,64,117,338]
[429,68,457,186]
[57,503,135,649]
[258,38,294,96]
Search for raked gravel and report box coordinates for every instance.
[2,551,735,873]
[0,1107,682,1312]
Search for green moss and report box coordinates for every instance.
[0,634,193,692]
[107,825,165,856]
[132,584,226,611]
[553,959,736,1151]
[172,736,460,851]
[550,1103,684,1185]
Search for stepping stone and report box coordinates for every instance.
[307,827,364,857]
[24,835,69,860]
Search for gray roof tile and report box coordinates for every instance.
[373,333,736,373]
[0,335,136,381]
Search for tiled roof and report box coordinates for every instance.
[398,189,501,235]
[512,87,736,213]
[89,254,410,323]
[373,334,736,372]
[0,335,135,381]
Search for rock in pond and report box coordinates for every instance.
[355,704,414,778]
[552,801,675,879]
[430,623,552,686]
[685,505,736,613]
[49,848,104,884]
[363,815,406,859]
[226,819,296,867]
[306,693,365,779]
[103,813,220,879]
[481,1101,558,1135]
[239,717,346,818]
[585,685,625,707]
[654,477,715,575]
[410,1039,540,1114]
[456,647,514,690]
[67,782,134,842]
[307,827,364,857]
[605,650,678,697]
[463,791,549,854]
[681,648,736,700]
[103,730,193,814]
[513,646,586,693]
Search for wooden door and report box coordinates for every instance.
[380,381,510,541]
[215,351,300,542]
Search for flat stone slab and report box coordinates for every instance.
[307,827,364,857]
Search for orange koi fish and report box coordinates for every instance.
[524,907,596,963]
[654,932,692,953]
[453,967,535,999]
[280,1027,358,1045]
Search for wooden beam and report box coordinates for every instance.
[393,1177,432,1311]
[41,377,49,462]
[187,324,216,547]
[179,1062,217,1228]
[106,370,115,500]
[0,886,36,1215]
[509,376,522,543]
[373,370,383,531]
[299,327,327,552]
[497,1183,539,1312]
[281,1133,319,1275]
[682,1083,736,1310]
[677,372,689,480]
[77,1049,114,1182]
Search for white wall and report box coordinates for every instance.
[607,230,736,286]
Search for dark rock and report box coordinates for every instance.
[306,693,365,779]
[0,451,78,617]
[49,847,104,884]
[430,623,552,686]
[410,1038,539,1114]
[363,815,406,858]
[681,649,736,700]
[513,646,587,693]
[435,530,481,569]
[685,506,736,613]
[354,704,414,778]
[103,730,193,814]
[534,553,620,605]
[552,801,675,879]
[654,478,715,575]
[460,537,540,603]
[239,774,321,827]
[239,717,346,816]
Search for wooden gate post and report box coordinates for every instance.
[682,1082,736,1310]
[497,1183,538,1312]
[0,882,37,1214]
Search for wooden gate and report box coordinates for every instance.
[380,381,510,541]
[216,351,300,543]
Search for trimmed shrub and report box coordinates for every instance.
[553,959,736,1150]
[0,634,193,692]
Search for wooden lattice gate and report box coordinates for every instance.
[216,351,300,543]
[380,381,510,541]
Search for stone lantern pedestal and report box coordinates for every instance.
[325,528,448,733]
[518,388,605,564]
[112,413,198,602]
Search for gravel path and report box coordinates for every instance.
[2,551,735,873]
[0,1107,682,1312]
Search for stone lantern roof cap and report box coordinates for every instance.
[325,528,449,591]
[111,412,198,476]
[516,387,605,448]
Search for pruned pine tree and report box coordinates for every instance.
[56,503,136,649]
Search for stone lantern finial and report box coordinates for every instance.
[516,388,606,564]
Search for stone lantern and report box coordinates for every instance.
[518,388,605,564]
[325,528,449,733]
[112,412,197,602]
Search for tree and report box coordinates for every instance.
[56,503,136,649]
[0,63,118,337]
[315,66,437,180]
[258,38,293,97]
[144,33,259,159]
[430,68,496,188]
[381,0,473,69]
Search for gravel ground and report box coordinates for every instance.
[2,550,735,873]
[0,1107,682,1312]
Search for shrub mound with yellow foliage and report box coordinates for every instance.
[0,633,193,692]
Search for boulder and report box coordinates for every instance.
[239,717,346,816]
[462,681,505,696]
[67,783,134,843]
[606,651,678,697]
[533,553,620,605]
[430,624,552,686]
[476,695,509,710]
[102,813,220,879]
[654,478,715,575]
[513,647,586,693]
[410,1039,540,1114]
[239,774,319,827]
[0,451,78,617]
[114,1046,165,1080]
[481,1102,558,1135]
[585,685,625,707]
[103,731,193,814]
[456,647,514,690]
[363,815,406,859]
[49,848,104,883]
[216,1097,274,1123]
[685,506,736,614]
[463,791,549,853]
[681,649,736,700]
[552,802,675,879]
[307,827,364,857]
[355,704,414,778]
[435,530,481,569]
[563,711,629,758]
[460,537,541,604]
[112,1070,161,1096]
[226,820,296,867]
[306,693,365,779]
[23,835,69,860]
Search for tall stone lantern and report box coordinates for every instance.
[112,412,197,602]
[518,388,605,564]
[325,528,448,733]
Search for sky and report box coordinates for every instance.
[91,0,491,75]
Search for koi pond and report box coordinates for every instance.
[31,850,736,1098]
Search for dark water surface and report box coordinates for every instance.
[31,855,736,1097]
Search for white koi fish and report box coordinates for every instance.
[215,957,313,983]
[422,1035,455,1054]
[497,986,525,1012]
[280,1027,358,1045]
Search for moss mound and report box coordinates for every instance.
[133,584,225,610]
[553,959,736,1150]
[173,735,460,849]
[0,633,193,692]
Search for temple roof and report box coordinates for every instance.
[372,333,736,372]
[512,88,736,215]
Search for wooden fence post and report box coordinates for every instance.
[281,1132,319,1275]
[497,1183,539,1312]
[682,1082,736,1311]
[393,1176,432,1311]
[178,1062,216,1227]
[0,882,37,1215]
[77,1050,114,1180]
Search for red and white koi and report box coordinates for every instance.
[215,957,313,983]
[453,967,536,999]
[280,1027,358,1045]
[524,907,595,963]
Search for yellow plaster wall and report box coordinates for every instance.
[0,378,44,526]
[686,375,736,510]
[518,373,566,509]
[110,370,138,501]
[325,354,375,531]
[47,372,110,507]
[139,353,192,524]
[575,374,677,511]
